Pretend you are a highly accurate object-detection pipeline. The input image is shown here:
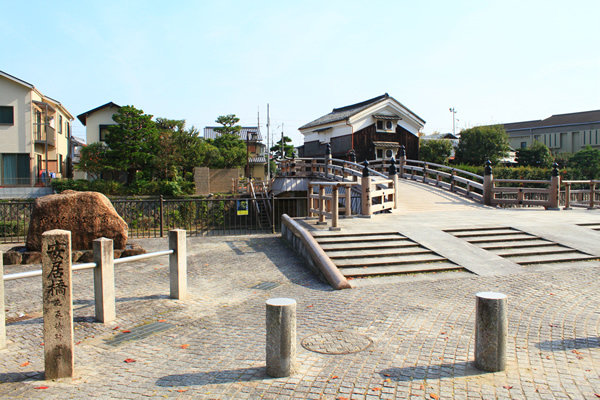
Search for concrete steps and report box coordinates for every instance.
[446,227,598,266]
[312,232,464,280]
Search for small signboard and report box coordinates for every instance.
[237,200,249,216]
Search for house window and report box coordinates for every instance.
[99,124,112,141]
[1,153,30,185]
[59,115,63,134]
[376,120,394,132]
[59,154,63,174]
[377,149,383,159]
[520,142,527,148]
[386,149,393,158]
[0,106,14,125]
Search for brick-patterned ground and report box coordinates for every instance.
[1,234,599,399]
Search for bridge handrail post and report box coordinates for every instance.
[318,185,326,224]
[388,157,398,209]
[549,163,560,210]
[345,184,352,217]
[324,144,331,178]
[398,146,406,179]
[483,160,493,206]
[361,161,372,216]
[589,181,596,209]
[330,186,340,230]
[93,237,116,323]
[564,182,572,210]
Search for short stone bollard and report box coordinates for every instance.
[266,298,296,377]
[475,292,507,372]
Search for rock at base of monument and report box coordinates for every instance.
[3,251,22,265]
[78,251,94,263]
[121,243,147,258]
[22,252,42,265]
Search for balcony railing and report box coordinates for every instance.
[34,125,56,147]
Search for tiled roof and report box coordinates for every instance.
[299,94,390,130]
[373,114,401,120]
[373,141,401,148]
[504,110,600,131]
[203,126,262,141]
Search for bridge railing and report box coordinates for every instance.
[308,181,357,230]
[563,180,600,209]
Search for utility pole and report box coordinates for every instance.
[281,123,284,160]
[449,107,457,136]
[266,104,270,178]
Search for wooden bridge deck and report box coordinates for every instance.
[294,178,600,287]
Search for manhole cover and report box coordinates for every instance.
[250,282,280,290]
[104,322,174,347]
[301,331,373,354]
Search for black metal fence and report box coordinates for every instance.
[0,196,309,243]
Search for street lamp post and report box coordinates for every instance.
[449,107,457,136]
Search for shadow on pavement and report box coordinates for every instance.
[379,361,485,381]
[535,337,600,351]
[155,367,268,387]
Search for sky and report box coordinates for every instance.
[2,0,599,148]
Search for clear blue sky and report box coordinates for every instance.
[3,0,599,147]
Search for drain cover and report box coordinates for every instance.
[104,322,174,347]
[301,331,373,354]
[250,282,280,290]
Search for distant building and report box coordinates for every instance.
[420,132,459,160]
[77,102,121,146]
[0,70,74,197]
[297,93,425,161]
[203,127,267,180]
[503,110,600,154]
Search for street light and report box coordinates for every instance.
[449,107,457,136]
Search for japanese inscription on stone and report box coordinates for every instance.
[42,230,74,379]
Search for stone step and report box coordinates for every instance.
[334,253,446,268]
[450,229,519,237]
[479,239,554,250]
[507,252,598,265]
[490,245,575,257]
[319,240,416,251]
[340,261,461,277]
[445,226,512,233]
[314,234,405,244]
[312,231,399,239]
[326,246,429,259]
[463,234,536,243]
[349,270,474,287]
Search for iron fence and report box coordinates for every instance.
[1,196,310,243]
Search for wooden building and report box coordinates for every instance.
[297,93,425,161]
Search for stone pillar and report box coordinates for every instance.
[169,229,187,300]
[266,298,296,377]
[0,252,5,350]
[475,292,507,372]
[361,160,372,217]
[397,145,406,178]
[388,157,398,209]
[42,229,74,380]
[483,160,493,206]
[93,238,115,323]
[317,185,327,225]
[330,186,340,231]
[344,184,353,217]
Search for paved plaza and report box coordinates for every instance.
[1,179,600,399]
[1,223,599,399]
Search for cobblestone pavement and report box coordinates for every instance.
[1,233,600,399]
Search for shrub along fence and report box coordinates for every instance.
[1,196,309,243]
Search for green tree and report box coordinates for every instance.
[207,133,247,169]
[106,105,159,184]
[455,125,510,165]
[569,145,600,179]
[516,141,553,168]
[213,114,242,135]
[419,139,454,165]
[76,142,110,180]
[270,136,295,159]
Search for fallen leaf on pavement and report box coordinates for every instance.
[503,385,513,389]
[430,394,439,399]
[35,386,49,389]
[112,326,119,330]
[372,387,381,391]
[122,330,131,333]
[124,358,136,363]
[331,375,338,379]
[20,362,30,367]
[181,344,190,349]
[177,388,188,393]
[158,319,166,322]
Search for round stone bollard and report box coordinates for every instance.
[475,292,508,372]
[266,298,296,377]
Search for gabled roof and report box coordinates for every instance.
[299,93,425,130]
[77,102,121,126]
[503,110,600,131]
[203,126,263,142]
[0,70,34,89]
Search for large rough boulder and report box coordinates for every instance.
[26,191,128,251]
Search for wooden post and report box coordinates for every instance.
[564,182,572,210]
[169,229,187,300]
[42,229,74,380]
[0,252,5,350]
[483,160,493,206]
[361,161,372,217]
[589,182,595,209]
[450,169,456,192]
[397,145,406,179]
[93,238,115,323]
[345,184,352,217]
[324,144,331,178]
[388,157,398,209]
[317,185,326,224]
[549,163,560,210]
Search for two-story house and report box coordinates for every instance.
[0,70,74,197]
[203,127,267,180]
[297,93,425,161]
